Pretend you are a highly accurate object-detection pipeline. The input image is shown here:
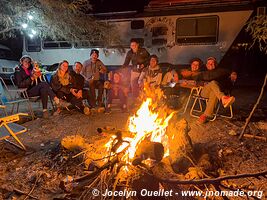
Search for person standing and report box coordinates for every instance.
[81,49,107,107]
[122,39,150,98]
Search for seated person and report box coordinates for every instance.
[70,62,92,107]
[162,65,179,87]
[193,57,237,123]
[180,58,203,87]
[81,49,107,107]
[181,58,203,79]
[51,60,90,115]
[106,70,129,112]
[138,55,162,89]
[14,55,62,118]
[161,66,180,96]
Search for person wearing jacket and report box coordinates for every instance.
[105,70,129,113]
[70,62,92,107]
[138,55,162,89]
[193,57,237,123]
[51,60,90,115]
[81,49,107,108]
[123,39,150,98]
[14,55,61,118]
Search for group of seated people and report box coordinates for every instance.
[14,49,237,124]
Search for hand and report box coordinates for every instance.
[77,90,83,99]
[181,70,192,78]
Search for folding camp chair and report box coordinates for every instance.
[10,75,55,112]
[0,77,34,119]
[189,86,233,121]
[0,105,7,116]
[0,113,28,150]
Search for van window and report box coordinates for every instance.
[176,15,218,44]
[26,36,41,52]
[43,38,72,49]
[74,40,104,48]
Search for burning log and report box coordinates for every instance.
[166,118,194,173]
[132,140,164,165]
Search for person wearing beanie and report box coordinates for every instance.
[81,49,107,107]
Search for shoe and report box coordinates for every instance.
[83,106,91,115]
[42,110,49,119]
[198,114,208,124]
[222,96,235,108]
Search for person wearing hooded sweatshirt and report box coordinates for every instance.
[14,55,63,118]
[138,55,162,88]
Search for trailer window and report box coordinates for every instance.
[43,38,72,49]
[131,20,144,29]
[25,36,41,52]
[176,16,218,44]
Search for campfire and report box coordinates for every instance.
[56,86,266,200]
[105,97,174,171]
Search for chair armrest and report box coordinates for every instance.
[8,88,27,93]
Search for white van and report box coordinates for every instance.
[0,44,18,80]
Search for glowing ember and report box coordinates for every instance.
[106,98,174,169]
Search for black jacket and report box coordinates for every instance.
[194,68,234,93]
[70,71,84,90]
[123,48,150,72]
[50,71,72,95]
[14,66,33,90]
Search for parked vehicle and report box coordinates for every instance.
[0,44,18,80]
[22,1,263,69]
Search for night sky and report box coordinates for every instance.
[89,0,150,12]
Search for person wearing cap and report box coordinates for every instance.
[14,55,64,118]
[193,57,237,123]
[81,49,107,107]
[138,55,162,89]
[122,39,150,98]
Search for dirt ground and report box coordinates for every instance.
[0,85,266,199]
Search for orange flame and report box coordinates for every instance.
[106,98,174,169]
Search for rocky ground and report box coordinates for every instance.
[0,85,266,199]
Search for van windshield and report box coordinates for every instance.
[0,48,16,60]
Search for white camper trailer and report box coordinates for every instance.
[22,1,257,69]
